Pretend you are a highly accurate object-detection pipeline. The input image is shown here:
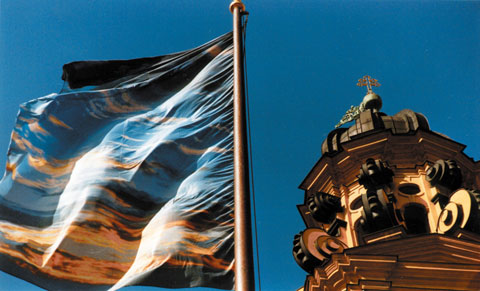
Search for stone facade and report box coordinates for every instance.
[293,102,480,290]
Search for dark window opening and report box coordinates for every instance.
[398,183,421,195]
[403,203,429,234]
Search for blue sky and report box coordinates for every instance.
[1,1,479,290]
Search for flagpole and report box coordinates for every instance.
[230,1,255,290]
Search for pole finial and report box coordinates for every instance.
[230,0,245,13]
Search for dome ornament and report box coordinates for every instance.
[335,75,383,128]
[357,75,381,94]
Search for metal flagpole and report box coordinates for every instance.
[229,0,255,290]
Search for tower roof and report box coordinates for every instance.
[325,75,432,156]
[322,108,430,156]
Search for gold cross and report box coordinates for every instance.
[357,75,380,93]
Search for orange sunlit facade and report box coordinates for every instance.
[293,89,480,290]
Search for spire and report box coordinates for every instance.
[335,75,383,128]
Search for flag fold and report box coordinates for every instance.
[0,32,234,290]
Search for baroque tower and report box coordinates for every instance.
[293,76,480,291]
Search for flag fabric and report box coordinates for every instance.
[0,32,234,290]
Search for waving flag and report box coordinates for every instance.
[0,32,234,290]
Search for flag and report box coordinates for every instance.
[0,32,234,290]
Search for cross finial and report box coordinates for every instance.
[357,75,380,93]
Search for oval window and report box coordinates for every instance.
[350,196,363,210]
[398,183,421,195]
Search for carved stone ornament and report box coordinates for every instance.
[437,189,480,235]
[307,192,343,223]
[292,228,347,273]
[360,189,399,233]
[358,158,394,190]
[426,159,463,191]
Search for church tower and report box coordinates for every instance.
[293,76,480,290]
